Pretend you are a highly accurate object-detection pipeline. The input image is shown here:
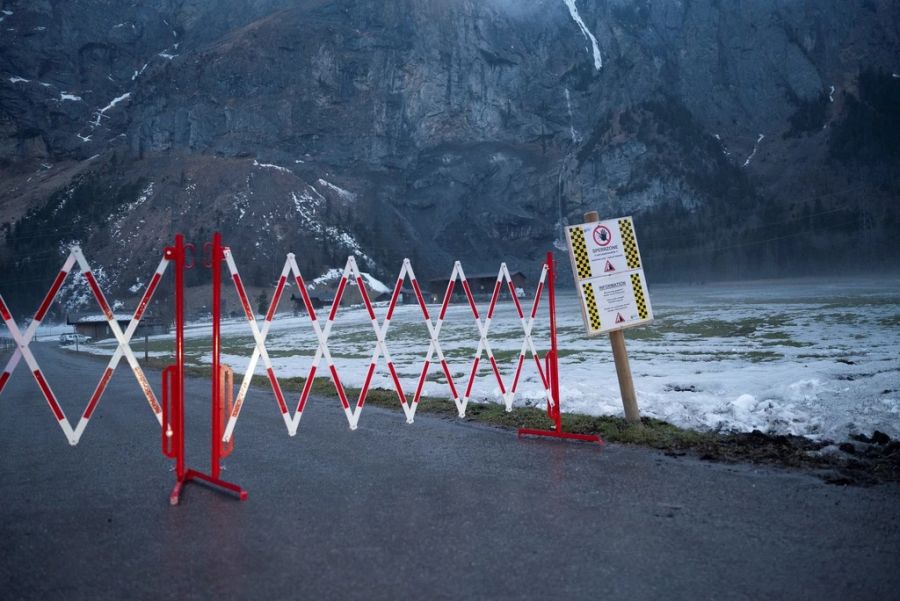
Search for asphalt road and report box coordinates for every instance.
[1,343,898,600]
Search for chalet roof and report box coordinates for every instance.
[68,313,133,324]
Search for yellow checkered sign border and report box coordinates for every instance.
[581,282,602,331]
[630,272,649,319]
[568,227,593,279]
[618,218,641,270]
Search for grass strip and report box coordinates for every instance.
[56,350,900,485]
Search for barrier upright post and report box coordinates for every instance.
[517,252,602,445]
[174,234,186,482]
[211,232,222,481]
[164,232,247,505]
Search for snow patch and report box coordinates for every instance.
[59,92,82,102]
[132,64,148,81]
[564,88,580,143]
[317,178,357,202]
[76,133,92,143]
[140,278,899,441]
[828,85,835,102]
[325,227,366,256]
[253,159,292,174]
[308,268,391,295]
[311,268,344,288]
[359,273,391,294]
[57,266,117,315]
[742,133,764,167]
[158,51,177,60]
[109,183,154,243]
[92,92,131,127]
[9,76,29,83]
[562,0,602,70]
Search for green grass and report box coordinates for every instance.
[111,351,711,448]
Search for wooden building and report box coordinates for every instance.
[428,271,527,303]
[68,314,169,340]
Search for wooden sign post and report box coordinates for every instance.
[564,209,652,425]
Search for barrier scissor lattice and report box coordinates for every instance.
[0,247,168,444]
[455,262,554,414]
[223,253,399,437]
[221,253,558,436]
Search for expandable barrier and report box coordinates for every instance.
[0,231,601,504]
[0,246,167,444]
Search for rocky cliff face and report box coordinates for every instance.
[1,0,898,312]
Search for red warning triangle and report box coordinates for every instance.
[604,260,615,273]
[615,312,626,324]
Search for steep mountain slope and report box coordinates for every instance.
[1,0,898,313]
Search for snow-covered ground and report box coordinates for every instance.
[21,276,900,441]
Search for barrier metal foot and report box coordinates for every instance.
[517,427,605,447]
[169,468,249,505]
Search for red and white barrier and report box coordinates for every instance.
[221,247,292,438]
[223,253,388,436]
[389,258,460,422]
[457,262,553,414]
[220,253,555,438]
[1,233,600,505]
[508,263,553,412]
[0,247,168,444]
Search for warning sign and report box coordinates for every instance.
[575,270,653,335]
[566,216,653,335]
[566,217,643,279]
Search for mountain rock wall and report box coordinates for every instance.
[1,0,898,311]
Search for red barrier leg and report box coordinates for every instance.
[518,252,603,446]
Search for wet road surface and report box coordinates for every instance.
[1,343,898,600]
